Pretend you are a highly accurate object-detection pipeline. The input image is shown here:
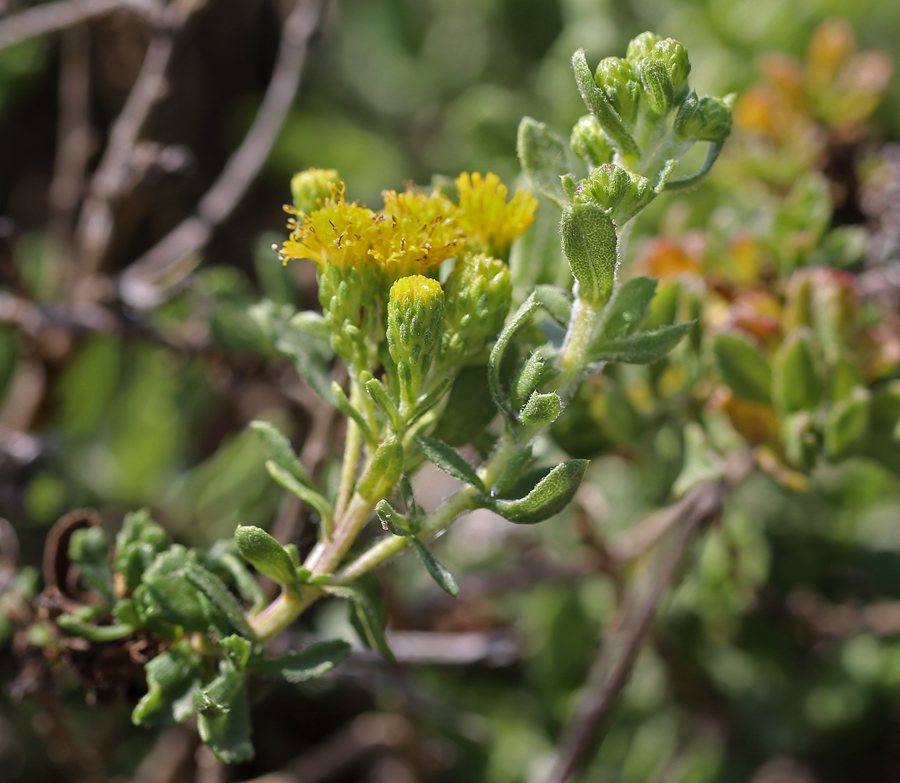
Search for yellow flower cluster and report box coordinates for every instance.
[281,170,537,281]
[455,172,538,257]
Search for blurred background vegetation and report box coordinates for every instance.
[2,0,900,781]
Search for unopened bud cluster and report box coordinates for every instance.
[565,32,733,225]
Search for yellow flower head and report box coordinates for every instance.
[454,172,538,257]
[281,197,378,275]
[370,188,460,280]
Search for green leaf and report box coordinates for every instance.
[571,49,638,156]
[712,333,772,404]
[399,476,421,527]
[251,301,334,404]
[415,436,486,494]
[132,643,204,726]
[560,203,618,307]
[365,378,403,433]
[375,500,412,537]
[248,639,352,682]
[673,423,726,497]
[519,391,562,426]
[512,349,547,413]
[494,446,534,494]
[664,140,725,191]
[140,547,254,639]
[431,365,498,447]
[489,294,540,419]
[331,382,377,446]
[356,436,404,501]
[56,615,133,642]
[195,665,254,764]
[68,526,115,602]
[412,539,459,597]
[266,461,334,532]
[517,117,571,207]
[182,561,255,640]
[492,459,588,524]
[235,525,299,592]
[600,276,657,338]
[773,331,823,414]
[326,585,396,663]
[825,387,871,460]
[534,285,573,327]
[220,634,252,671]
[591,322,694,364]
[249,420,312,486]
[114,508,170,593]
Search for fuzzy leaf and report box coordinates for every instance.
[591,322,693,364]
[489,294,540,419]
[132,643,204,726]
[266,461,334,531]
[326,585,396,662]
[195,666,254,764]
[713,333,772,404]
[114,508,170,593]
[412,539,459,597]
[375,500,412,537]
[520,391,562,426]
[249,639,352,682]
[250,421,312,486]
[431,365,498,447]
[600,276,657,338]
[235,526,299,592]
[560,203,618,307]
[534,284,573,327]
[331,382,377,445]
[492,459,588,524]
[365,378,403,433]
[415,436,486,494]
[517,117,570,207]
[571,49,638,155]
[512,349,547,413]
[356,437,404,501]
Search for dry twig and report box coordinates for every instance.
[73,0,180,283]
[539,481,726,783]
[239,712,414,783]
[118,0,325,309]
[0,0,161,50]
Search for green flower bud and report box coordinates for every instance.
[582,164,630,213]
[638,59,675,115]
[577,164,655,225]
[594,57,640,124]
[317,262,382,367]
[676,95,732,142]
[441,254,512,366]
[570,115,614,168]
[626,32,662,63]
[291,168,341,214]
[648,39,691,92]
[387,275,445,409]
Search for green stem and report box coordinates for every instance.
[333,382,365,523]
[247,585,320,641]
[334,436,520,584]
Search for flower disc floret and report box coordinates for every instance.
[282,198,378,275]
[370,188,460,280]
[455,172,538,258]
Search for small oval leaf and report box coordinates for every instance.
[415,436,486,494]
[493,459,588,524]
